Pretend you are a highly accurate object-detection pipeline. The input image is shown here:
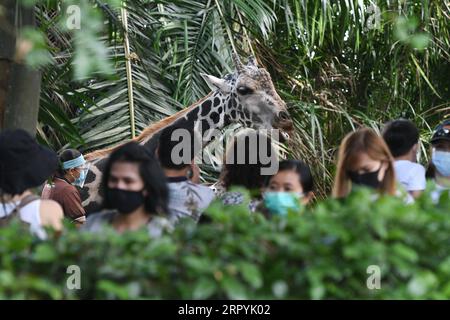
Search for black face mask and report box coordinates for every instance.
[348,168,381,189]
[104,188,144,214]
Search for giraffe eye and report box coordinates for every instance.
[236,86,254,95]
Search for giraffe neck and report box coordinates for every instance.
[81,89,250,214]
[142,90,234,153]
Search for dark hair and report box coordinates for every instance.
[158,125,198,170]
[269,160,314,193]
[56,149,82,177]
[426,164,436,179]
[101,142,169,215]
[220,130,277,190]
[382,119,419,157]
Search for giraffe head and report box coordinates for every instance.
[200,54,293,140]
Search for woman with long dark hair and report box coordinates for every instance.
[83,142,171,237]
[217,129,278,212]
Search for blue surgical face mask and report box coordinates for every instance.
[263,192,302,216]
[432,150,450,177]
[72,166,88,188]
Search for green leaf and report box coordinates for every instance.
[192,278,217,299]
[410,33,430,50]
[240,262,263,289]
[33,244,57,263]
[222,276,248,300]
[97,280,130,299]
[391,243,418,263]
[407,272,438,297]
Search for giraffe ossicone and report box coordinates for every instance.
[80,55,293,214]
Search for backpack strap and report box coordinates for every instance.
[15,194,40,211]
[0,194,40,227]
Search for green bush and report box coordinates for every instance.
[0,188,449,299]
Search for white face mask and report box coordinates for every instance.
[432,148,450,178]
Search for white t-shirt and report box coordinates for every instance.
[394,160,426,192]
[430,183,449,203]
[0,200,47,239]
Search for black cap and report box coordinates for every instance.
[0,129,58,195]
[431,120,450,144]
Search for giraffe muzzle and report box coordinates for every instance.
[273,111,294,142]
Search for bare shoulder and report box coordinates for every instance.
[40,199,63,215]
[39,199,64,229]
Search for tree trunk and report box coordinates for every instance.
[0,0,41,136]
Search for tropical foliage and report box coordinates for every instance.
[1,187,449,299]
[15,0,450,194]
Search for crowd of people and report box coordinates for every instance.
[0,118,449,239]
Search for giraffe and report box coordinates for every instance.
[80,55,293,214]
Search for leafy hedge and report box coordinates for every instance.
[1,188,449,299]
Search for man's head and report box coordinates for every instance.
[382,119,420,159]
[157,125,199,171]
[58,149,88,187]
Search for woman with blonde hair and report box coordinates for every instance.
[333,128,397,198]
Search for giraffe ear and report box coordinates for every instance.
[247,56,258,67]
[201,73,232,93]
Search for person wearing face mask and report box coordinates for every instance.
[158,125,215,223]
[218,129,278,213]
[333,128,397,199]
[262,160,314,217]
[42,149,88,225]
[427,120,450,202]
[83,142,172,237]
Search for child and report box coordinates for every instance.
[382,119,426,199]
[263,160,314,216]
